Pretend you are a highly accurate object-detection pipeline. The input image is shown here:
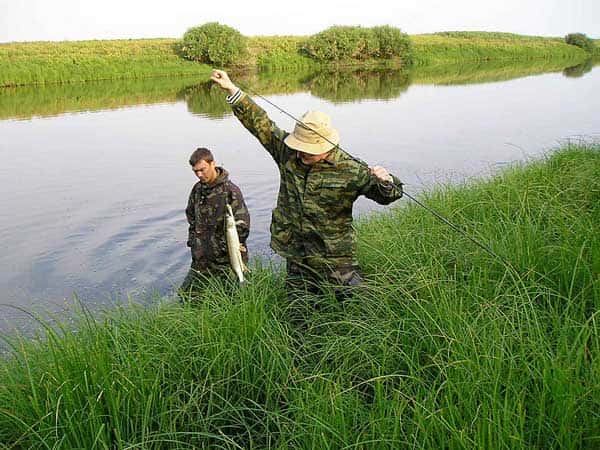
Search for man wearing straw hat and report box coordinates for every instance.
[212,69,403,299]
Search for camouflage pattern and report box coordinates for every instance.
[185,167,250,273]
[231,93,403,280]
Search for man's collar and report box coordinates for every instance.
[322,147,339,167]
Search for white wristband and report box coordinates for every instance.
[226,88,243,104]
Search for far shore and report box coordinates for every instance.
[1,31,598,87]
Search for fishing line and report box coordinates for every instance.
[234,82,514,269]
[401,191,513,268]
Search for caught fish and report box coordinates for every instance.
[225,203,248,283]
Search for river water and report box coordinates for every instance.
[1,60,599,331]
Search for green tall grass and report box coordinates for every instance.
[1,143,599,448]
[0,39,211,87]
[247,36,315,71]
[412,32,589,65]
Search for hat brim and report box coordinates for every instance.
[284,129,340,155]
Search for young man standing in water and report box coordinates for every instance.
[211,69,403,299]
[180,147,250,296]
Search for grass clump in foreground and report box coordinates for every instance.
[1,143,599,448]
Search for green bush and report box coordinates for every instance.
[565,33,595,52]
[180,22,247,66]
[302,26,376,61]
[372,25,413,63]
[303,25,412,62]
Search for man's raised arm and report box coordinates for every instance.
[211,69,289,164]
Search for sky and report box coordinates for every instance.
[0,0,598,43]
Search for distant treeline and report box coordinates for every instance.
[0,25,597,87]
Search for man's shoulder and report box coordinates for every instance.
[190,180,202,193]
[224,177,239,190]
[224,179,245,197]
[331,149,369,176]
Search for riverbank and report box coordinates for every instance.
[1,142,598,448]
[0,38,212,87]
[411,31,593,65]
[1,32,596,87]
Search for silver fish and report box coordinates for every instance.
[225,203,248,283]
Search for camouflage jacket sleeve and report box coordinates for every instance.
[185,186,196,247]
[357,165,404,205]
[228,183,250,243]
[231,93,290,165]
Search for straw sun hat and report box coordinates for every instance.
[284,110,340,155]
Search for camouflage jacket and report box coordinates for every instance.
[186,167,250,271]
[231,93,402,270]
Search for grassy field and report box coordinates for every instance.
[411,31,589,65]
[247,36,314,70]
[0,32,593,87]
[1,142,598,448]
[0,38,212,87]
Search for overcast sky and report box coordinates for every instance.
[0,0,598,43]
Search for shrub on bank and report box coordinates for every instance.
[303,26,377,61]
[180,22,247,66]
[303,25,412,63]
[565,33,595,52]
[373,25,413,62]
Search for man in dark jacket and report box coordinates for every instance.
[180,147,250,294]
[211,70,403,299]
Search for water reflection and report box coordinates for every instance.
[410,57,588,85]
[178,82,231,119]
[301,68,411,103]
[563,59,595,78]
[0,76,200,120]
[180,68,413,118]
[1,57,596,121]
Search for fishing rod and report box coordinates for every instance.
[235,82,514,269]
[400,191,512,268]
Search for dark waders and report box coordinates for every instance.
[178,263,233,303]
[285,259,364,301]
